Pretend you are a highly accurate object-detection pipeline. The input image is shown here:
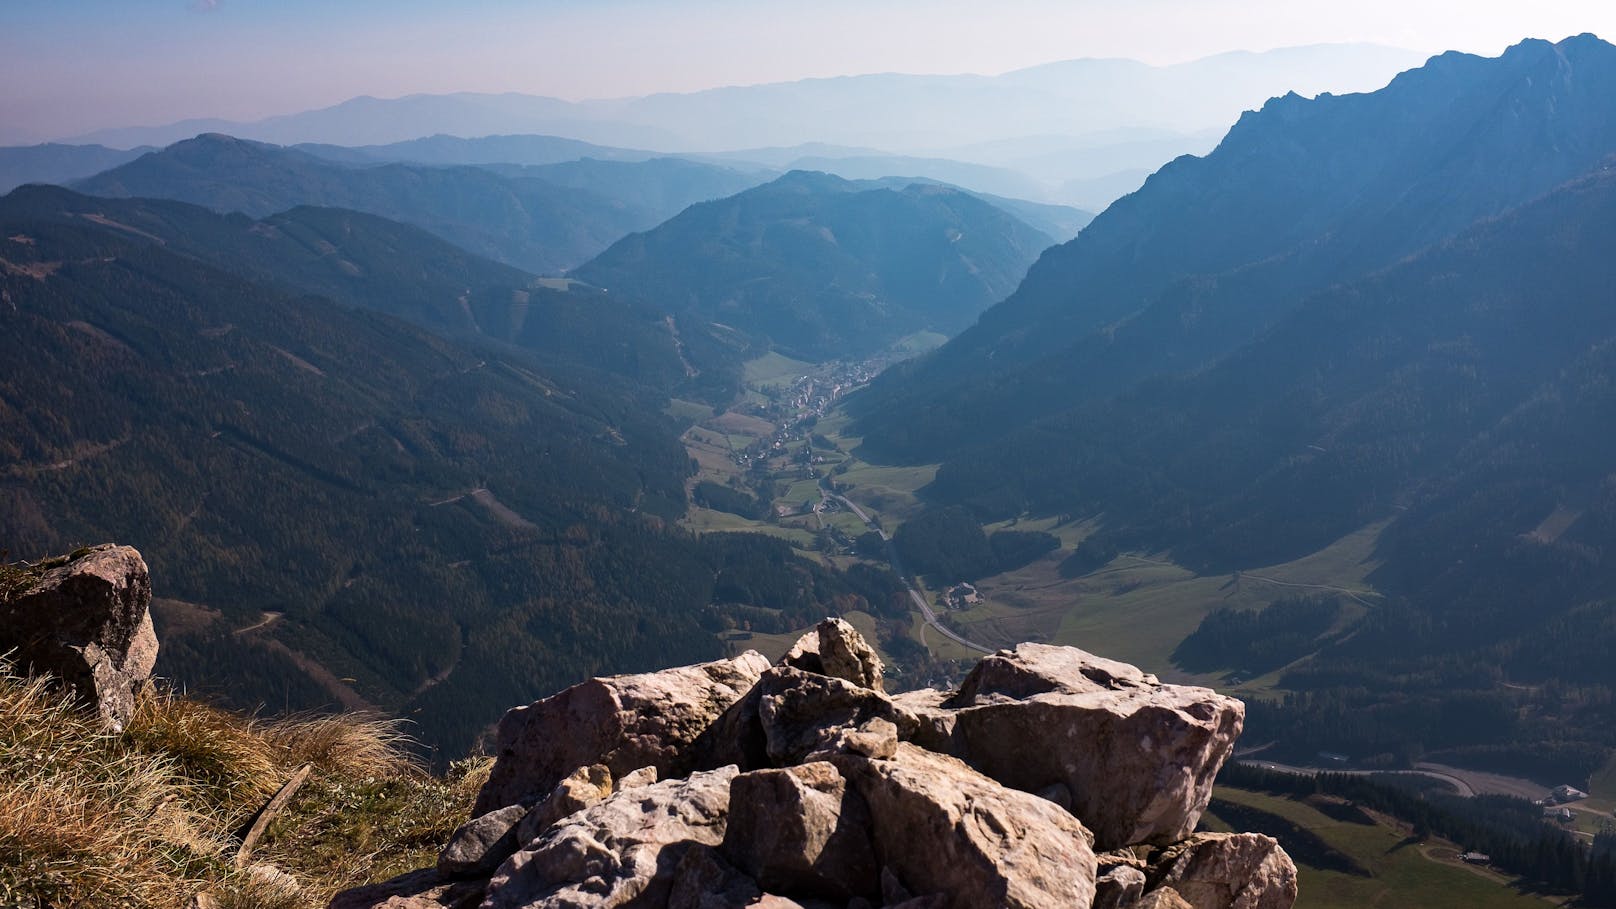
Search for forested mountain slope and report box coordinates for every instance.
[0,186,709,396]
[849,34,1616,462]
[572,171,1055,362]
[930,162,1616,774]
[0,206,899,754]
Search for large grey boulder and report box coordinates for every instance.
[0,545,158,732]
[721,762,879,900]
[474,652,769,814]
[832,743,1097,909]
[938,644,1244,849]
[483,766,739,909]
[1146,833,1299,909]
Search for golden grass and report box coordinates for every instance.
[0,662,478,908]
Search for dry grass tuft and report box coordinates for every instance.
[0,661,480,908]
[0,670,218,908]
[265,711,418,779]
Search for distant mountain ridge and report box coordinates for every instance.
[572,170,1056,362]
[70,134,759,274]
[850,34,1616,463]
[55,44,1424,209]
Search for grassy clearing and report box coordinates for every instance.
[742,351,813,388]
[1209,786,1559,909]
[943,521,1387,684]
[887,330,949,356]
[832,462,939,525]
[681,505,819,549]
[662,397,714,426]
[0,663,479,908]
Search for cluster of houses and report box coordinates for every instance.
[939,582,981,610]
[1538,784,1589,824]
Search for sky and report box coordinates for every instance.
[4,0,1616,142]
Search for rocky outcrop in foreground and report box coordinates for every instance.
[332,619,1296,909]
[0,544,158,731]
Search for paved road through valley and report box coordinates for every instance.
[821,483,994,654]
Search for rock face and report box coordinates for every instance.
[835,744,1096,909]
[473,651,770,815]
[0,545,158,732]
[1146,833,1299,909]
[333,624,1294,909]
[484,767,739,909]
[722,762,879,900]
[936,644,1244,849]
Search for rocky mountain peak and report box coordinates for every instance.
[334,621,1294,909]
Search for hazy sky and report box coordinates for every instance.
[5,0,1615,142]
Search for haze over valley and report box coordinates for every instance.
[8,3,1616,906]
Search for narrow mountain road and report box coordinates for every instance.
[821,483,994,654]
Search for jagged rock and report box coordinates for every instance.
[512,764,614,846]
[722,761,879,900]
[0,545,157,732]
[889,688,956,753]
[1137,889,1194,909]
[1093,864,1147,909]
[327,868,485,909]
[474,652,768,814]
[667,845,762,909]
[617,765,658,790]
[937,644,1244,849]
[1146,833,1298,909]
[756,667,917,765]
[437,803,527,879]
[816,618,885,691]
[780,619,885,691]
[483,766,739,908]
[832,743,1096,909]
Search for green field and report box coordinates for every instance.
[1208,786,1561,909]
[682,505,818,548]
[663,397,715,426]
[940,521,1387,685]
[743,351,814,388]
[887,330,949,356]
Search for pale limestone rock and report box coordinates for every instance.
[1147,833,1299,909]
[483,766,739,909]
[721,762,878,900]
[756,667,916,765]
[511,764,613,846]
[1137,888,1195,909]
[939,644,1244,849]
[1093,864,1148,909]
[832,743,1096,909]
[616,765,658,790]
[474,652,768,814]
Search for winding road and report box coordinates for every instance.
[821,483,994,654]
